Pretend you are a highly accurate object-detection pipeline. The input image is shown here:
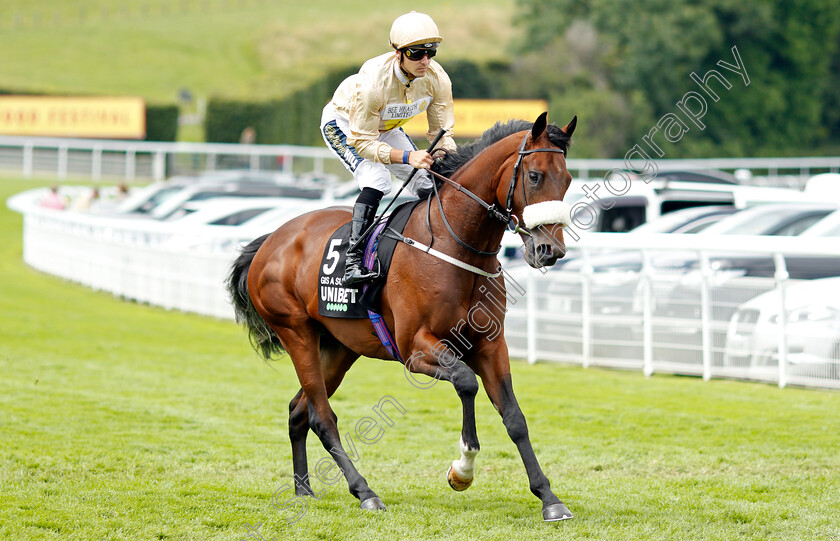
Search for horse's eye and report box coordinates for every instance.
[529,171,543,184]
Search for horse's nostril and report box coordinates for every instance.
[536,244,551,258]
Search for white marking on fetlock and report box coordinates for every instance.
[450,436,478,482]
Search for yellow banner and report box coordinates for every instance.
[402,99,549,139]
[0,96,146,139]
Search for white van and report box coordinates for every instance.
[564,170,820,234]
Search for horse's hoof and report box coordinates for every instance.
[360,497,387,511]
[446,465,473,491]
[542,502,573,522]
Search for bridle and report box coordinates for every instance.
[425,131,567,256]
[506,133,567,230]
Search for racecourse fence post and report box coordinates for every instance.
[699,251,713,381]
[92,145,103,181]
[526,272,537,365]
[581,249,593,368]
[23,142,33,178]
[773,253,790,388]
[153,151,166,181]
[126,148,136,183]
[641,249,654,378]
[58,144,68,180]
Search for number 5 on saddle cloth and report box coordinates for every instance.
[317,199,425,361]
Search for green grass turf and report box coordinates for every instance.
[0,1,516,103]
[2,179,840,540]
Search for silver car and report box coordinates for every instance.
[724,277,840,381]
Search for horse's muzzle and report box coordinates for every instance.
[534,243,566,267]
[524,237,567,268]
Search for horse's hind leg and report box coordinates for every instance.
[275,321,383,509]
[288,337,359,497]
[288,389,315,496]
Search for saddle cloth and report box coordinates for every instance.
[317,198,424,319]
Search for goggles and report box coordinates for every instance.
[402,47,437,61]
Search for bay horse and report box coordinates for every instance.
[227,112,577,522]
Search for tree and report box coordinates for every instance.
[513,0,840,157]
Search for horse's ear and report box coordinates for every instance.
[531,112,548,140]
[561,115,577,137]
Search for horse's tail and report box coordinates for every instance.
[226,234,286,359]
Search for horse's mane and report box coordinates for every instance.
[431,119,572,178]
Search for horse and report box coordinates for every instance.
[226,112,577,522]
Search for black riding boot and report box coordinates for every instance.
[341,202,379,286]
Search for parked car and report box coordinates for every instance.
[803,172,840,200]
[551,203,837,278]
[627,205,740,234]
[652,169,737,184]
[698,203,836,237]
[150,181,328,220]
[564,174,815,234]
[799,208,840,238]
[505,202,840,363]
[231,188,422,237]
[634,203,840,325]
[159,183,425,252]
[163,196,330,226]
[115,170,335,218]
[159,195,332,253]
[723,277,840,379]
[116,179,195,215]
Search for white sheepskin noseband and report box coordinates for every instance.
[522,200,571,228]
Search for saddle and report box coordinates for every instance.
[318,199,424,319]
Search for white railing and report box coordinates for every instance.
[0,136,343,183]
[504,233,840,390]
[8,189,840,390]
[15,202,247,319]
[3,135,840,187]
[567,156,840,187]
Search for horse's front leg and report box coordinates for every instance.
[472,347,573,522]
[405,329,481,491]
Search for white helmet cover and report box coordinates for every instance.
[389,11,443,50]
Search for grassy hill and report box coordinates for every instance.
[1,0,515,103]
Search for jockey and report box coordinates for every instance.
[320,11,457,286]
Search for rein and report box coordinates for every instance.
[427,168,505,256]
[427,131,567,247]
[394,131,568,276]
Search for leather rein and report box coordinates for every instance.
[424,132,567,257]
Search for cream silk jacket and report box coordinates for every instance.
[328,52,456,164]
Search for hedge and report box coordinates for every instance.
[203,60,506,145]
[204,66,356,146]
[144,104,179,142]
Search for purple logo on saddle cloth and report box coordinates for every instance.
[362,220,405,363]
[363,220,389,271]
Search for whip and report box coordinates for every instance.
[350,129,447,250]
